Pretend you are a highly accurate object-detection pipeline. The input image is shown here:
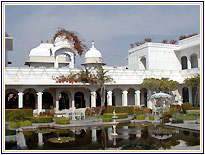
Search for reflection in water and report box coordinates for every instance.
[6,124,200,150]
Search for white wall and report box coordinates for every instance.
[148,46,181,70]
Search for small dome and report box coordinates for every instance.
[85,41,102,58]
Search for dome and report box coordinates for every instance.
[83,41,104,66]
[29,43,53,57]
[85,41,102,58]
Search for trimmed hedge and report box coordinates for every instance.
[172,113,198,121]
[102,118,113,122]
[182,102,192,113]
[9,121,19,129]
[9,120,32,129]
[136,114,146,120]
[18,120,32,127]
[186,110,200,116]
[105,106,134,115]
[149,114,155,120]
[5,109,33,122]
[55,118,70,124]
[103,113,128,119]
[30,116,53,123]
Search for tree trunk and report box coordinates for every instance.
[98,85,106,115]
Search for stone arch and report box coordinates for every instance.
[139,57,146,70]
[75,92,85,108]
[23,88,37,109]
[54,48,75,68]
[96,88,108,107]
[112,88,122,106]
[192,87,197,106]
[190,54,198,68]
[140,88,147,107]
[5,89,18,109]
[59,91,70,110]
[181,56,188,70]
[128,88,135,106]
[42,91,54,109]
[182,87,189,103]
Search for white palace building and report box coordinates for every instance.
[5,34,200,114]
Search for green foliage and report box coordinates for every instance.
[172,113,198,121]
[36,128,54,134]
[136,114,146,120]
[142,78,179,92]
[184,115,198,120]
[55,118,70,124]
[184,74,200,87]
[56,129,70,134]
[103,113,128,119]
[182,102,192,113]
[18,120,32,127]
[9,121,19,129]
[30,116,53,123]
[149,114,155,120]
[170,105,181,113]
[102,118,113,122]
[105,106,135,115]
[5,109,33,122]
[184,74,200,107]
[186,110,200,116]
[142,78,160,91]
[134,107,144,115]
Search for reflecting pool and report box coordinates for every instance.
[5,122,200,150]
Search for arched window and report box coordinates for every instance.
[190,54,198,68]
[74,92,85,108]
[42,92,53,109]
[23,88,37,109]
[181,56,188,70]
[182,87,189,103]
[140,57,146,70]
[59,92,69,110]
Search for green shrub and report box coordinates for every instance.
[182,102,192,113]
[186,110,200,116]
[134,107,144,115]
[105,106,134,115]
[170,105,181,112]
[55,118,70,124]
[184,115,198,120]
[102,118,113,122]
[18,120,32,127]
[9,121,19,129]
[172,113,184,120]
[5,109,33,122]
[103,113,128,119]
[30,116,53,123]
[149,114,155,120]
[136,114,145,120]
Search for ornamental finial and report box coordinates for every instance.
[92,40,95,48]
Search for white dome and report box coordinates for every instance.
[85,41,102,58]
[29,43,53,57]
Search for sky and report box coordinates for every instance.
[5,5,200,67]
